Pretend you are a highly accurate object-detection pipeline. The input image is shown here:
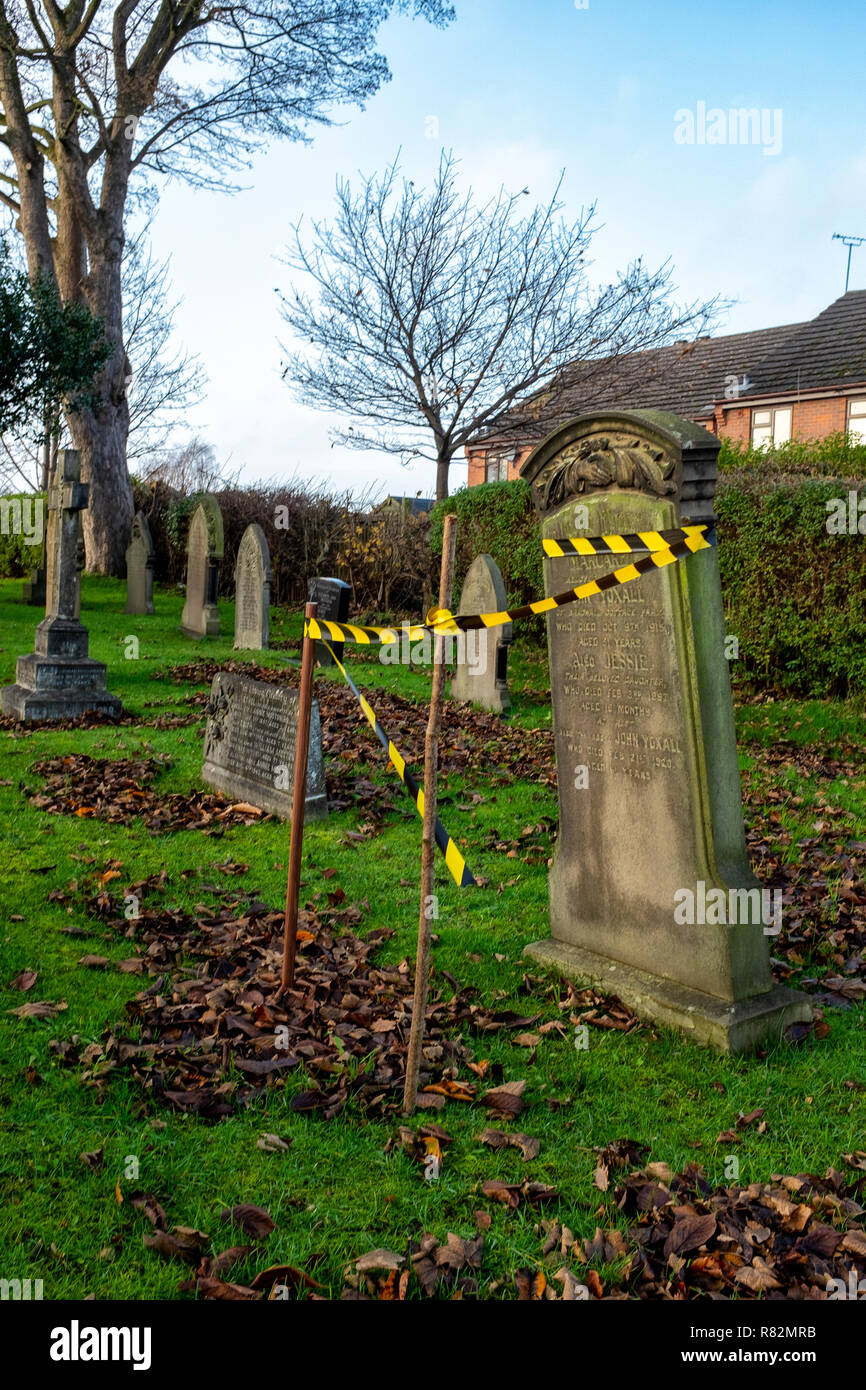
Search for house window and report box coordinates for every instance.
[751,406,792,448]
[847,399,866,444]
[485,455,510,482]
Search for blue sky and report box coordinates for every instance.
[147,0,866,498]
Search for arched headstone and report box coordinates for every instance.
[125,511,155,616]
[234,523,271,650]
[450,553,511,714]
[520,410,809,1052]
[181,494,223,638]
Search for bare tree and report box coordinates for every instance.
[137,433,236,492]
[0,0,454,572]
[279,152,726,501]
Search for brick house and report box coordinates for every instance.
[465,290,866,485]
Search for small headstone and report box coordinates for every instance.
[125,511,155,616]
[234,523,271,650]
[201,671,327,820]
[520,410,809,1053]
[1,450,122,721]
[22,561,46,606]
[181,494,223,638]
[450,553,511,714]
[307,576,351,665]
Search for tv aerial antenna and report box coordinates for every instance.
[832,233,865,293]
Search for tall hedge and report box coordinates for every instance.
[432,477,866,695]
[715,481,866,696]
[130,478,436,619]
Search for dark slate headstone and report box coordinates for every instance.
[125,511,155,616]
[181,494,222,638]
[1,450,122,722]
[201,671,327,820]
[234,523,271,650]
[450,553,512,714]
[307,576,351,665]
[520,410,809,1053]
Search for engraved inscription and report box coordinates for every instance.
[549,541,686,786]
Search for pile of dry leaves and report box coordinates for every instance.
[49,883,549,1119]
[23,754,271,832]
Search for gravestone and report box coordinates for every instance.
[201,671,327,819]
[22,558,46,606]
[181,494,223,638]
[520,410,809,1052]
[307,576,351,665]
[234,523,271,650]
[125,511,155,616]
[450,553,512,714]
[1,450,122,721]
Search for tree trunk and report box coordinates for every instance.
[61,209,134,575]
[436,453,450,503]
[68,396,134,574]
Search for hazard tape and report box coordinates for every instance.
[543,524,711,558]
[322,644,475,888]
[425,532,712,633]
[304,532,713,646]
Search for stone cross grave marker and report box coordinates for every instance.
[519,410,809,1052]
[307,576,351,665]
[181,494,223,638]
[125,511,155,616]
[233,523,271,650]
[201,671,327,819]
[450,552,512,714]
[1,449,122,721]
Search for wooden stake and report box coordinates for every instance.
[279,600,317,994]
[403,513,458,1115]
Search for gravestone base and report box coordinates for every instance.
[1,614,122,722]
[524,938,812,1053]
[201,759,328,821]
[1,677,122,723]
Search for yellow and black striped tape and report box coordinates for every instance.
[307,616,428,647]
[304,532,713,645]
[322,644,475,888]
[543,524,710,557]
[426,532,712,633]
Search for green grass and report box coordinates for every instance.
[0,576,863,1299]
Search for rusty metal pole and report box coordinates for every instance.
[279,600,317,993]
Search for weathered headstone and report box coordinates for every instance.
[1,450,122,721]
[450,553,512,714]
[520,410,809,1052]
[201,671,327,819]
[234,523,271,650]
[180,494,223,638]
[125,511,155,616]
[307,576,351,665]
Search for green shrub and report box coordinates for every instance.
[719,431,866,478]
[430,481,542,635]
[716,480,866,696]
[0,492,46,577]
